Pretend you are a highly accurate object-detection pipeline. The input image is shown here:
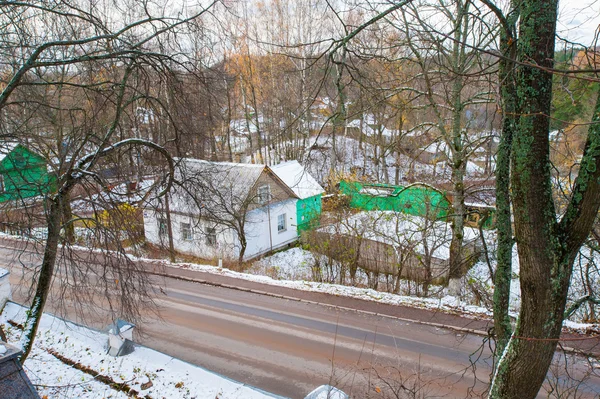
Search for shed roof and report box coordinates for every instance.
[320,211,479,261]
[269,160,324,199]
[0,143,18,162]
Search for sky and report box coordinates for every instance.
[557,0,599,46]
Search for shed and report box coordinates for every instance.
[339,180,450,220]
[270,161,325,232]
[0,144,55,203]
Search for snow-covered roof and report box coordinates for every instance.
[321,211,479,261]
[0,142,18,162]
[172,159,266,215]
[421,140,449,155]
[269,160,324,199]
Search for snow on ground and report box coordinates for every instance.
[301,135,455,186]
[300,135,492,188]
[0,302,278,399]
[249,247,316,281]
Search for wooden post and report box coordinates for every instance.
[164,194,176,263]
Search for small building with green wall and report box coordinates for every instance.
[340,180,495,229]
[270,161,325,233]
[0,143,55,203]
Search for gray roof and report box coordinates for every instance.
[0,343,41,399]
[172,159,266,216]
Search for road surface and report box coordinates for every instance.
[1,242,599,398]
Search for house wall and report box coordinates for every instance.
[244,199,298,259]
[341,180,496,229]
[340,181,451,221]
[0,146,55,203]
[143,199,298,261]
[297,194,322,233]
[247,170,295,211]
[143,209,240,260]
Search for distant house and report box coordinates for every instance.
[143,159,322,261]
[340,180,495,229]
[270,161,325,233]
[0,143,55,203]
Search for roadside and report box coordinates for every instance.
[1,234,598,357]
[152,261,600,357]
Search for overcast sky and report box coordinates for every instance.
[557,0,599,46]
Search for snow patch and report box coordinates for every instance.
[0,302,279,399]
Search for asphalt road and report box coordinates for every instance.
[1,242,599,398]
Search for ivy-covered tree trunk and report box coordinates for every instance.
[490,0,600,397]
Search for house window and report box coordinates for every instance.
[206,227,217,246]
[257,185,271,204]
[157,217,168,237]
[181,223,193,241]
[277,213,287,233]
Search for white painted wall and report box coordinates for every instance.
[143,200,298,261]
[0,268,11,310]
[144,199,298,260]
[144,210,239,260]
[244,199,298,259]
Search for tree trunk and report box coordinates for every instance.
[61,191,75,244]
[164,194,176,263]
[238,234,247,265]
[20,197,62,363]
[493,7,518,356]
[489,1,566,397]
[448,163,466,295]
[446,0,469,296]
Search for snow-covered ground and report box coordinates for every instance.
[0,302,279,399]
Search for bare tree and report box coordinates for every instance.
[0,0,218,362]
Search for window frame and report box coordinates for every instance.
[277,213,287,233]
[180,222,193,241]
[157,217,168,237]
[257,184,271,204]
[206,227,217,246]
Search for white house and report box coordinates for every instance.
[144,159,312,261]
[270,160,325,233]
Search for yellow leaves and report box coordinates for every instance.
[375,386,382,393]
